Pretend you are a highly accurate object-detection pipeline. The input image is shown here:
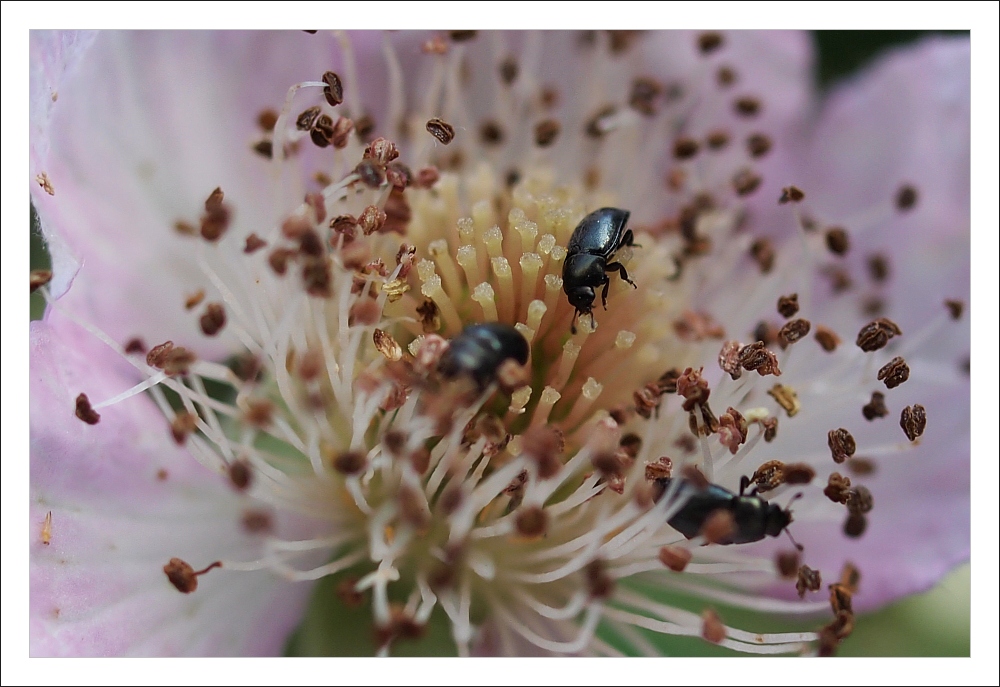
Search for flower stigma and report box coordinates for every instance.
[37,30,968,657]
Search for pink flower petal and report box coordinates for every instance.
[30,311,311,655]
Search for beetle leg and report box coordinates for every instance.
[605,261,637,288]
[571,309,579,335]
[739,475,751,496]
[619,229,640,249]
[601,278,610,309]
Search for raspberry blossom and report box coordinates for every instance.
[29,31,970,656]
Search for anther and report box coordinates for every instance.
[228,459,253,491]
[867,254,890,282]
[716,66,736,87]
[775,294,799,318]
[534,119,561,147]
[846,486,873,516]
[760,416,778,442]
[856,317,902,352]
[41,511,53,545]
[199,302,226,337]
[296,106,321,131]
[738,341,782,377]
[252,140,273,159]
[629,77,661,116]
[823,473,851,504]
[584,105,618,139]
[244,233,267,254]
[814,326,840,352]
[706,130,730,150]
[257,109,278,132]
[824,227,850,256]
[310,114,336,148]
[480,120,504,145]
[243,399,274,428]
[796,565,821,598]
[515,506,548,538]
[750,238,775,273]
[184,290,206,311]
[522,425,563,479]
[778,318,811,345]
[673,138,699,160]
[701,609,726,644]
[321,71,344,106]
[659,545,692,572]
[124,337,146,355]
[74,393,100,425]
[746,133,772,158]
[170,411,198,444]
[30,269,52,293]
[163,558,222,594]
[354,159,386,188]
[778,186,804,204]
[733,96,761,117]
[698,32,724,54]
[241,510,273,534]
[827,428,856,464]
[732,169,762,196]
[899,404,926,441]
[332,450,366,476]
[768,384,800,417]
[862,391,888,421]
[584,560,615,599]
[945,299,964,320]
[776,551,800,579]
[36,172,55,195]
[895,184,918,211]
[877,356,909,389]
[373,329,403,362]
[426,118,456,145]
[499,56,518,85]
[843,513,867,538]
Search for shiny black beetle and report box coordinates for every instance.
[562,207,638,332]
[656,476,794,545]
[437,323,530,390]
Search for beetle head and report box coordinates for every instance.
[566,285,596,314]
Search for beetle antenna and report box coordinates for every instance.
[784,527,804,552]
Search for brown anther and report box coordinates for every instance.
[699,132,728,155]
[846,457,877,476]
[334,577,366,609]
[199,302,226,337]
[36,172,55,195]
[796,565,821,598]
[585,104,618,139]
[673,138,700,160]
[446,30,476,42]
[856,317,902,352]
[398,485,430,529]
[332,450,366,476]
[760,416,778,442]
[123,337,146,355]
[824,227,850,256]
[738,341,782,377]
[734,96,761,117]
[751,460,786,493]
[321,70,343,106]
[813,325,841,352]
[228,459,253,491]
[716,66,736,87]
[329,214,358,244]
[163,558,221,594]
[945,299,964,320]
[329,116,355,149]
[522,425,564,480]
[674,310,725,342]
[718,340,743,381]
[241,509,273,534]
[416,298,441,333]
[426,117,455,145]
[357,205,387,236]
[534,119,561,147]
[183,289,206,311]
[146,340,175,368]
[681,463,710,490]
[373,328,403,362]
[779,318,811,345]
[74,393,100,425]
[844,513,867,538]
[243,233,267,254]
[584,560,615,599]
[296,106,322,131]
[629,77,661,116]
[499,56,518,84]
[750,238,775,273]
[173,220,196,236]
[515,506,548,538]
[701,609,726,644]
[776,551,800,579]
[363,137,399,165]
[778,186,805,204]
[617,434,641,460]
[409,447,431,475]
[310,113,336,148]
[746,133,772,158]
[267,248,294,276]
[385,162,412,190]
[413,334,449,373]
[294,349,321,382]
[480,120,504,145]
[718,407,748,455]
[824,472,852,504]
[846,486,874,516]
[644,457,674,481]
[827,428,856,464]
[204,185,224,211]
[30,269,52,293]
[347,297,381,327]
[591,450,624,479]
[251,140,273,159]
[659,545,692,573]
[199,204,230,242]
[768,384,800,417]
[895,184,918,211]
[732,168,762,196]
[257,108,278,132]
[243,399,274,428]
[697,32,724,54]
[900,404,927,441]
[302,257,333,298]
[676,367,711,411]
[354,114,375,141]
[877,356,909,389]
[862,391,889,421]
[354,159,385,188]
[170,411,198,444]
[866,255,889,283]
[840,562,861,592]
[777,294,799,318]
[784,463,816,485]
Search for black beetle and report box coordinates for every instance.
[437,323,530,390]
[562,207,638,332]
[655,476,794,545]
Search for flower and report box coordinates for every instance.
[29,30,969,657]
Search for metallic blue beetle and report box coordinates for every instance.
[437,323,529,390]
[562,207,637,332]
[656,477,794,545]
